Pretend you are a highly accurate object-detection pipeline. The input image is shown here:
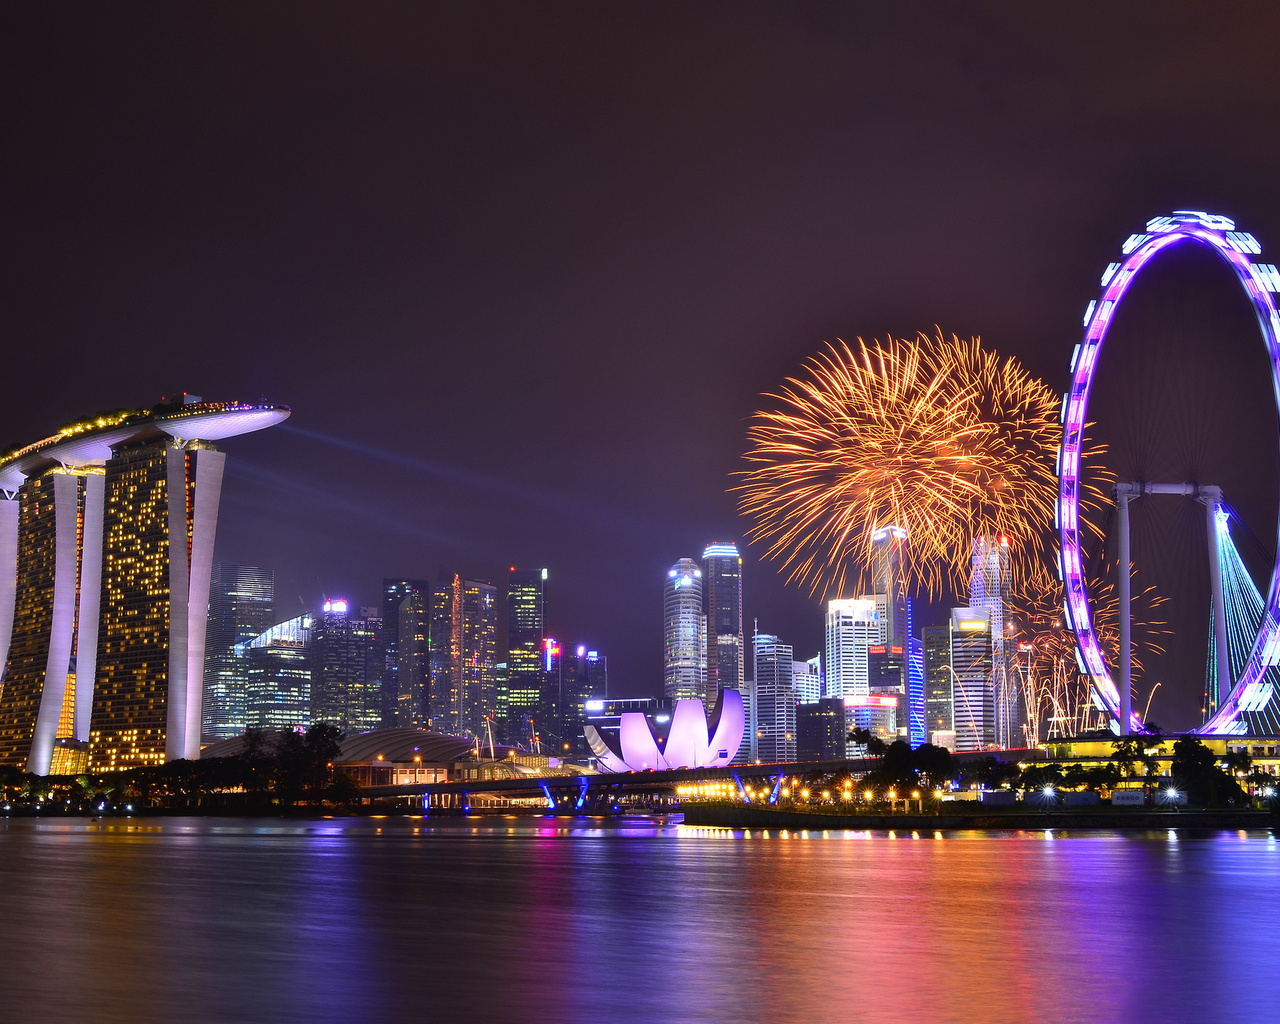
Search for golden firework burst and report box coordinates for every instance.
[737,330,1109,598]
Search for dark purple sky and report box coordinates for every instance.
[4,4,1280,727]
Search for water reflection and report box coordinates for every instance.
[0,816,1275,1023]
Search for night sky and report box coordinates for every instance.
[5,4,1280,728]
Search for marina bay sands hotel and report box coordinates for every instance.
[0,395,289,775]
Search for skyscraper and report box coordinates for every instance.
[949,607,994,753]
[794,656,822,705]
[506,567,546,744]
[380,578,430,727]
[753,632,796,762]
[429,572,497,737]
[0,398,288,774]
[585,648,607,699]
[540,639,594,757]
[429,573,461,733]
[703,542,744,705]
[664,558,706,703]
[459,578,498,737]
[871,525,908,647]
[907,634,926,747]
[311,599,380,733]
[203,564,275,741]
[396,588,430,727]
[922,624,954,744]
[970,535,1016,747]
[824,597,880,701]
[243,613,312,730]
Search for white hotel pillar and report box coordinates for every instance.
[184,448,224,760]
[27,473,82,775]
[74,473,105,742]
[165,448,192,761]
[0,498,17,683]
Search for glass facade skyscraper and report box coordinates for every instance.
[664,558,706,703]
[312,599,380,732]
[970,535,1016,747]
[824,597,879,701]
[703,542,744,706]
[753,632,796,763]
[949,607,994,753]
[203,563,275,741]
[506,567,546,745]
[429,572,497,737]
[871,526,908,648]
[243,613,312,730]
[380,578,430,727]
[460,579,498,738]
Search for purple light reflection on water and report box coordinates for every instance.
[0,816,1277,1023]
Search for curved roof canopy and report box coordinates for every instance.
[0,399,290,494]
[200,727,514,764]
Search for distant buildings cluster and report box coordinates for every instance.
[200,565,608,759]
[658,529,1023,768]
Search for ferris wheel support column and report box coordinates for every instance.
[1200,486,1230,714]
[1114,483,1135,736]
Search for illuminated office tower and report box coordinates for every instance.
[585,649,607,698]
[243,613,312,730]
[794,656,822,705]
[360,606,383,722]
[753,632,796,762]
[380,578,430,727]
[202,563,275,741]
[312,599,379,732]
[429,574,461,733]
[0,398,288,774]
[948,607,993,753]
[703,542,744,705]
[871,526,908,647]
[907,635,925,747]
[506,567,547,743]
[970,535,1016,748]
[396,588,430,727]
[0,468,101,774]
[460,579,498,737]
[559,644,598,758]
[922,625,954,743]
[664,558,706,703]
[824,597,879,701]
[429,572,497,737]
[493,661,509,737]
[541,638,595,756]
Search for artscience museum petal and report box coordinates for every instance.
[584,689,744,773]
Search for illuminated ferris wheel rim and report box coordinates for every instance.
[1056,210,1280,736]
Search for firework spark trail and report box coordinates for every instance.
[737,330,1113,599]
[1009,564,1169,742]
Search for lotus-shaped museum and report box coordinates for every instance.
[584,689,744,772]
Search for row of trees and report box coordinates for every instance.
[0,724,360,813]
[838,733,1269,808]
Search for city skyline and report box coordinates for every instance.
[5,7,1280,728]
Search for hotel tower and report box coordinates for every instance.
[0,396,289,774]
